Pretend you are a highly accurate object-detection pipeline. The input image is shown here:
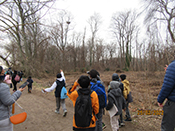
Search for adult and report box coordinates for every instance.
[157,59,175,131]
[0,66,25,131]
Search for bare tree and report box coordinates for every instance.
[0,0,53,76]
[87,12,102,66]
[111,10,138,70]
[143,0,175,43]
[49,10,73,70]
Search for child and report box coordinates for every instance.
[67,75,99,131]
[27,76,33,93]
[120,74,132,121]
[43,70,67,117]
[106,73,126,131]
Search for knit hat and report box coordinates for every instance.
[112,73,119,81]
[57,73,62,78]
[120,74,126,81]
[78,75,90,88]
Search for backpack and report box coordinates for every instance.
[60,86,68,99]
[75,89,93,127]
[14,75,20,82]
[91,81,107,109]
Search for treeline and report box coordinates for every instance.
[0,0,174,77]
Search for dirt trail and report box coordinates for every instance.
[11,87,155,131]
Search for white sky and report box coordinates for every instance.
[50,0,143,41]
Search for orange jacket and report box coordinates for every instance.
[67,81,99,129]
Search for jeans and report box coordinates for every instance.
[95,108,103,131]
[125,102,131,118]
[56,97,67,112]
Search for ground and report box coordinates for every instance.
[12,71,164,131]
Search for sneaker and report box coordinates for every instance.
[125,118,132,121]
[102,122,106,129]
[121,123,125,126]
[63,110,67,117]
[55,110,60,114]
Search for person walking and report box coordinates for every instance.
[120,74,132,121]
[43,70,67,117]
[88,69,107,131]
[0,66,25,131]
[67,75,99,131]
[106,73,126,131]
[157,59,175,131]
[27,76,33,93]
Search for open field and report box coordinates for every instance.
[12,71,165,131]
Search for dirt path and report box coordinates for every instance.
[11,87,158,131]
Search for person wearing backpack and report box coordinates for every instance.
[88,69,107,131]
[108,73,125,127]
[42,70,67,117]
[106,73,126,131]
[67,75,99,131]
[120,74,133,122]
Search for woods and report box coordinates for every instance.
[0,0,174,77]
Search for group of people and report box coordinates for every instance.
[1,61,175,131]
[4,68,33,93]
[43,69,132,131]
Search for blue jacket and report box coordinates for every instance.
[157,60,175,103]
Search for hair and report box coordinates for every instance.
[120,74,126,81]
[78,75,90,88]
[89,69,99,78]
[28,76,32,79]
[57,73,62,78]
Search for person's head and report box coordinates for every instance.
[56,73,62,78]
[112,73,119,81]
[0,66,5,82]
[78,75,90,88]
[28,76,32,79]
[88,69,99,78]
[120,74,126,81]
[14,70,17,74]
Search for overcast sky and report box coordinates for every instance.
[50,0,143,41]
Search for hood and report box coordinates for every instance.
[112,73,119,81]
[78,88,91,95]
[110,81,120,89]
[56,77,64,82]
[109,88,122,97]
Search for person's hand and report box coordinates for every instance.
[158,102,163,107]
[42,89,46,92]
[19,87,25,92]
[164,65,168,71]
[60,69,63,72]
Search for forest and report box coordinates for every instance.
[0,0,175,77]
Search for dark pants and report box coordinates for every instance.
[12,81,17,91]
[95,108,103,131]
[161,100,175,131]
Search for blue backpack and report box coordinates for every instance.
[90,81,107,109]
